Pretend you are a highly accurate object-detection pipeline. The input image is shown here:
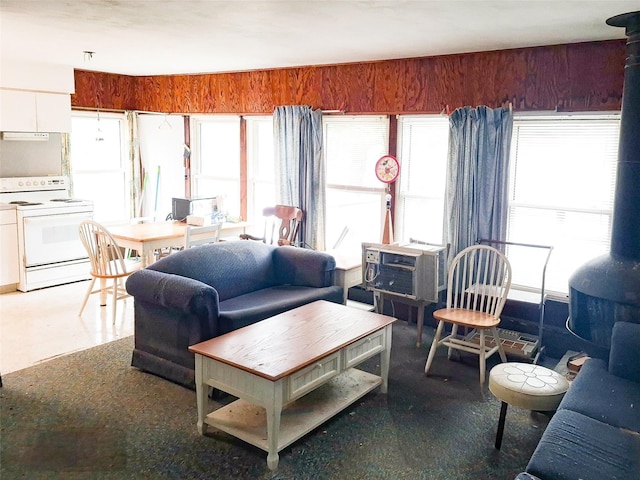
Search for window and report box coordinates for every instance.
[137,114,185,221]
[191,116,241,218]
[323,115,389,250]
[246,116,276,226]
[70,112,129,224]
[507,114,620,296]
[395,115,449,245]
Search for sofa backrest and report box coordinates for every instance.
[273,246,336,287]
[148,241,278,301]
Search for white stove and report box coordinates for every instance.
[1,176,93,213]
[0,176,94,291]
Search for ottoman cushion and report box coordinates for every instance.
[489,362,569,411]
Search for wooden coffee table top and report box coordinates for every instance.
[189,300,395,381]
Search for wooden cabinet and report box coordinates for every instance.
[0,209,19,289]
[0,89,71,133]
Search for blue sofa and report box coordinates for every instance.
[517,321,640,480]
[126,241,344,388]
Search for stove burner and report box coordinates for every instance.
[9,201,43,206]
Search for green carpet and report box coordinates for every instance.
[0,322,548,479]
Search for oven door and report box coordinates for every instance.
[22,212,93,267]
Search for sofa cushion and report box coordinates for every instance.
[559,358,640,433]
[218,285,344,334]
[526,409,640,480]
[149,240,278,301]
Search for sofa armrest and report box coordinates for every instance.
[609,321,640,383]
[126,269,220,318]
[273,246,336,287]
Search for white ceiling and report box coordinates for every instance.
[0,1,637,77]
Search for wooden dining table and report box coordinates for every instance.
[109,221,250,267]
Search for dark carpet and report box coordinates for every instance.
[0,322,549,479]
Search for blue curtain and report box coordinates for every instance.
[273,106,325,250]
[444,105,513,262]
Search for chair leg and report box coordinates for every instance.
[111,279,118,325]
[492,327,508,362]
[448,324,459,359]
[79,278,96,316]
[99,278,108,306]
[479,329,486,388]
[425,321,445,375]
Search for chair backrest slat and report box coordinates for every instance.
[78,220,128,277]
[446,245,512,319]
[185,223,222,248]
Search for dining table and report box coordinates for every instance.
[109,221,250,267]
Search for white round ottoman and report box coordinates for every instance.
[489,362,569,450]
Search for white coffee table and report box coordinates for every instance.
[189,300,396,470]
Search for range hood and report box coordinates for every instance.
[1,132,50,141]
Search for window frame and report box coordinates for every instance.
[506,112,621,298]
[395,114,450,246]
[69,110,130,225]
[322,114,390,250]
[190,115,242,218]
[245,115,275,228]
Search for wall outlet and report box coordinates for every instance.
[365,249,380,264]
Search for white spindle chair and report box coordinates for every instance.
[424,244,512,388]
[78,220,143,324]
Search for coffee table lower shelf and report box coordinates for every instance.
[204,368,380,455]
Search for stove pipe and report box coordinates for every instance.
[567,11,640,358]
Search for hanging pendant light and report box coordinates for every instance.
[95,110,104,142]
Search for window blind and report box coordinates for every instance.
[323,115,389,249]
[507,115,620,295]
[396,115,449,245]
[192,115,241,217]
[245,116,275,225]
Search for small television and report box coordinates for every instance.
[172,197,218,222]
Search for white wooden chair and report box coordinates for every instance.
[424,244,512,388]
[184,223,222,248]
[78,220,143,324]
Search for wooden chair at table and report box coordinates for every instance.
[240,205,303,246]
[424,244,512,389]
[184,223,222,248]
[154,212,183,259]
[78,220,143,324]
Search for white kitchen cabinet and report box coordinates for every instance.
[0,89,37,131]
[0,209,19,288]
[0,89,71,133]
[34,92,72,132]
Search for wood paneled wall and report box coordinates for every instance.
[72,40,625,114]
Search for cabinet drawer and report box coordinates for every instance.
[0,209,17,225]
[345,330,386,368]
[288,352,341,402]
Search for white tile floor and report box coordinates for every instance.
[0,280,134,375]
